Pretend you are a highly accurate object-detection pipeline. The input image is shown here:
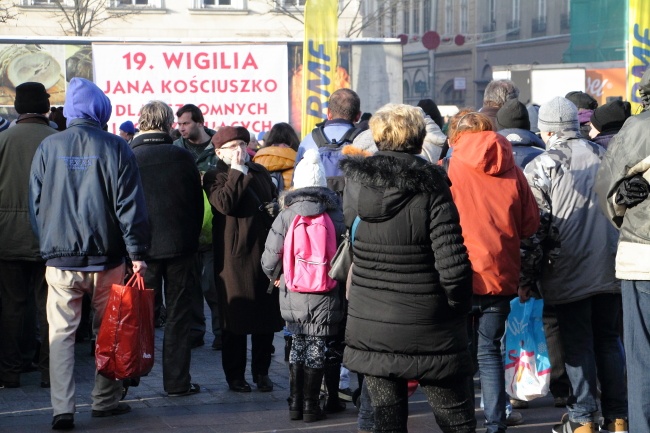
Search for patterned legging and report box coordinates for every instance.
[289,334,326,369]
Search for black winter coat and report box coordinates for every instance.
[340,151,474,381]
[131,132,203,259]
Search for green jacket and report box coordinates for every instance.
[173,129,217,247]
[0,116,57,260]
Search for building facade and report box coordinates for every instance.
[361,0,573,107]
[3,0,623,109]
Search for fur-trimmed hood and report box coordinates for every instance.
[340,151,449,223]
[280,186,341,217]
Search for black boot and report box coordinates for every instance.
[288,363,304,420]
[303,367,326,423]
[284,336,292,362]
[324,363,346,413]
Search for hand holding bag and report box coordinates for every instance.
[95,273,155,380]
[504,297,551,401]
[328,216,360,281]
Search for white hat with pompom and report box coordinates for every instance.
[292,149,327,189]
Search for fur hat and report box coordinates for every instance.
[590,100,631,133]
[15,82,50,114]
[119,120,135,135]
[538,97,579,133]
[496,99,530,131]
[293,149,327,189]
[211,126,250,149]
[565,91,598,110]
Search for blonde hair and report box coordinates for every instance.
[138,100,174,134]
[369,103,426,153]
[447,109,494,144]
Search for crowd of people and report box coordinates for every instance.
[0,73,648,433]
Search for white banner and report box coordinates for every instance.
[92,43,289,135]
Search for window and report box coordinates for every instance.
[511,0,520,26]
[403,0,410,34]
[442,79,465,106]
[484,0,496,32]
[412,0,420,35]
[21,0,73,5]
[114,0,150,5]
[533,0,547,33]
[537,0,547,22]
[110,0,163,7]
[192,0,245,9]
[423,0,431,31]
[275,0,305,8]
[508,0,520,34]
[459,0,468,34]
[444,0,452,34]
[561,0,570,30]
[390,4,398,36]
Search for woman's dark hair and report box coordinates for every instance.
[264,122,300,151]
[49,106,67,131]
[417,99,444,129]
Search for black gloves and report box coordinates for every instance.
[263,199,279,219]
[615,175,650,208]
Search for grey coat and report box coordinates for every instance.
[261,187,345,336]
[520,130,620,304]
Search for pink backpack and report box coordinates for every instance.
[283,213,338,293]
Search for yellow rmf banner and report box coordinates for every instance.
[301,0,339,138]
[627,0,650,113]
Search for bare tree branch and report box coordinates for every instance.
[52,0,140,36]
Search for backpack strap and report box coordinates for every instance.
[339,127,362,145]
[312,125,361,148]
[312,125,331,148]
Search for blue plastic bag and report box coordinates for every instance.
[504,298,550,401]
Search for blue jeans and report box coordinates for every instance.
[357,379,374,432]
[622,280,649,432]
[468,295,511,433]
[555,293,627,423]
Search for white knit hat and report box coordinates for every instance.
[538,96,579,133]
[293,149,327,189]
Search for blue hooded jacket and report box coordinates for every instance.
[497,128,545,169]
[63,77,112,128]
[30,78,150,265]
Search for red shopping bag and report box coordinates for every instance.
[95,273,155,380]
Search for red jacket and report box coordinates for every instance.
[446,131,539,296]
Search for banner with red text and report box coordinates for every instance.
[301,0,339,137]
[627,0,650,113]
[92,44,288,135]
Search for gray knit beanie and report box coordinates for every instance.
[538,96,579,133]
